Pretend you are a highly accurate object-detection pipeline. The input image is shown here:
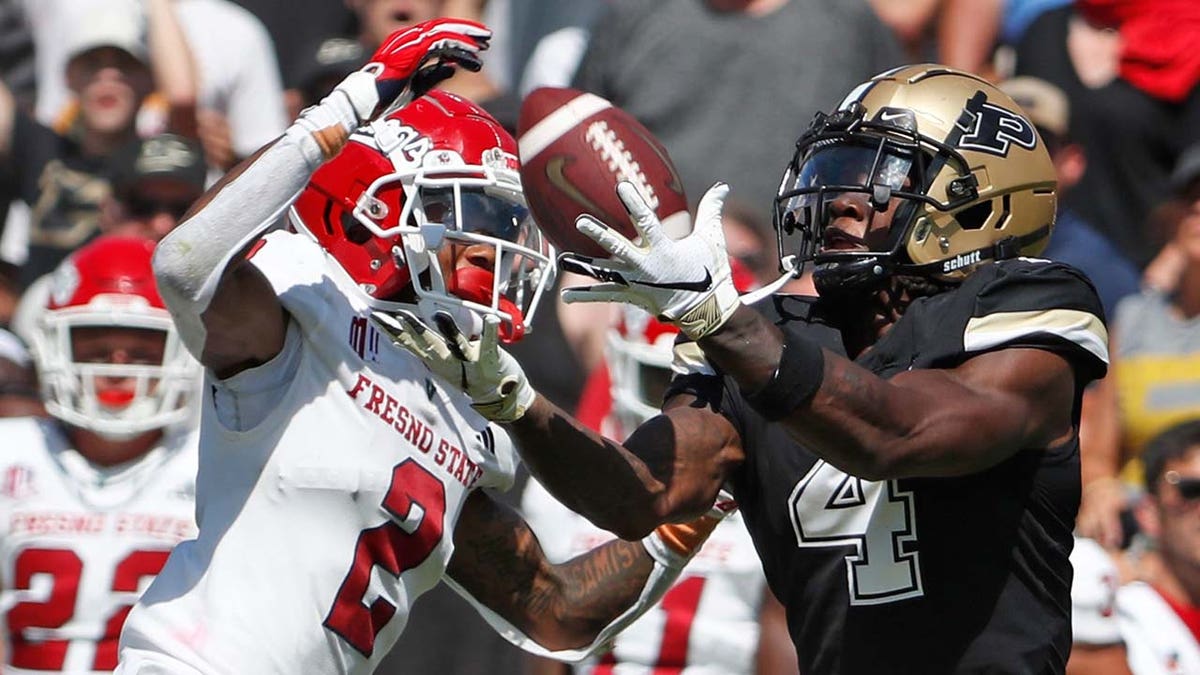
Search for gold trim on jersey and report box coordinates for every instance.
[964,308,1109,363]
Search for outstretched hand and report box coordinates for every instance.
[335,18,492,125]
[371,308,534,423]
[560,182,740,340]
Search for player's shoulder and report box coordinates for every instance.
[960,257,1105,320]
[0,416,59,464]
[248,229,340,297]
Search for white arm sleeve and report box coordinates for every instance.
[152,91,363,357]
[446,531,688,663]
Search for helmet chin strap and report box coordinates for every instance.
[445,266,526,343]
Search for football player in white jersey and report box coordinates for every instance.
[522,305,799,675]
[116,19,731,675]
[1067,536,1131,674]
[1118,420,1200,675]
[0,235,200,673]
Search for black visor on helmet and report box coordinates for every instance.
[421,187,531,243]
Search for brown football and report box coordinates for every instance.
[517,87,690,258]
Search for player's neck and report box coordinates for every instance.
[834,286,907,358]
[67,426,164,467]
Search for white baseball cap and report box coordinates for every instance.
[65,2,149,71]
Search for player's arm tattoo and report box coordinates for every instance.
[448,491,653,650]
[507,395,736,538]
[701,305,1076,479]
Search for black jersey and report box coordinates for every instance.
[670,260,1108,674]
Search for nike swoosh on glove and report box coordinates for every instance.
[560,182,740,340]
[371,309,535,423]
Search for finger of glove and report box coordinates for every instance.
[557,250,631,279]
[410,63,455,99]
[420,18,492,43]
[561,283,650,307]
[371,311,432,359]
[395,309,454,360]
[430,45,484,72]
[375,19,488,55]
[616,182,666,246]
[432,311,478,362]
[576,215,637,260]
[372,30,486,83]
[695,182,730,241]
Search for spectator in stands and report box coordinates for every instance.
[1117,419,1200,673]
[285,37,364,120]
[999,76,1140,317]
[1079,145,1200,550]
[572,0,902,227]
[23,0,283,176]
[174,0,287,174]
[0,0,196,290]
[867,0,940,63]
[1013,1,1200,269]
[10,133,206,355]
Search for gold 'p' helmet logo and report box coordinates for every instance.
[773,64,1057,297]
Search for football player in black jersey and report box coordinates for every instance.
[379,65,1109,674]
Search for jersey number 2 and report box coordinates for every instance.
[788,461,923,605]
[324,460,446,657]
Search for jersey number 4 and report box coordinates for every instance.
[789,461,923,605]
[324,459,446,657]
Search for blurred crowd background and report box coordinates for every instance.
[0,1,1198,673]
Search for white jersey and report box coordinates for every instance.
[520,479,766,675]
[118,231,518,675]
[1118,581,1200,675]
[0,417,198,675]
[1070,537,1123,646]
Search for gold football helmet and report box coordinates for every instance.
[774,64,1057,295]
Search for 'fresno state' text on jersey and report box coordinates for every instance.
[682,260,1107,674]
[0,418,197,675]
[118,231,518,674]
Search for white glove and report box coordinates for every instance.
[371,309,534,423]
[561,182,740,340]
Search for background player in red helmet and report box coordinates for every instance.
[0,235,200,672]
[116,19,732,675]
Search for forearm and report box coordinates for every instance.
[530,540,656,644]
[451,494,722,661]
[153,95,357,352]
[508,395,668,538]
[701,307,1036,479]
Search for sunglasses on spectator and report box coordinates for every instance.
[126,195,194,221]
[1164,470,1200,500]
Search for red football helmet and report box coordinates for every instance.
[606,258,759,432]
[290,90,555,342]
[29,236,200,439]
